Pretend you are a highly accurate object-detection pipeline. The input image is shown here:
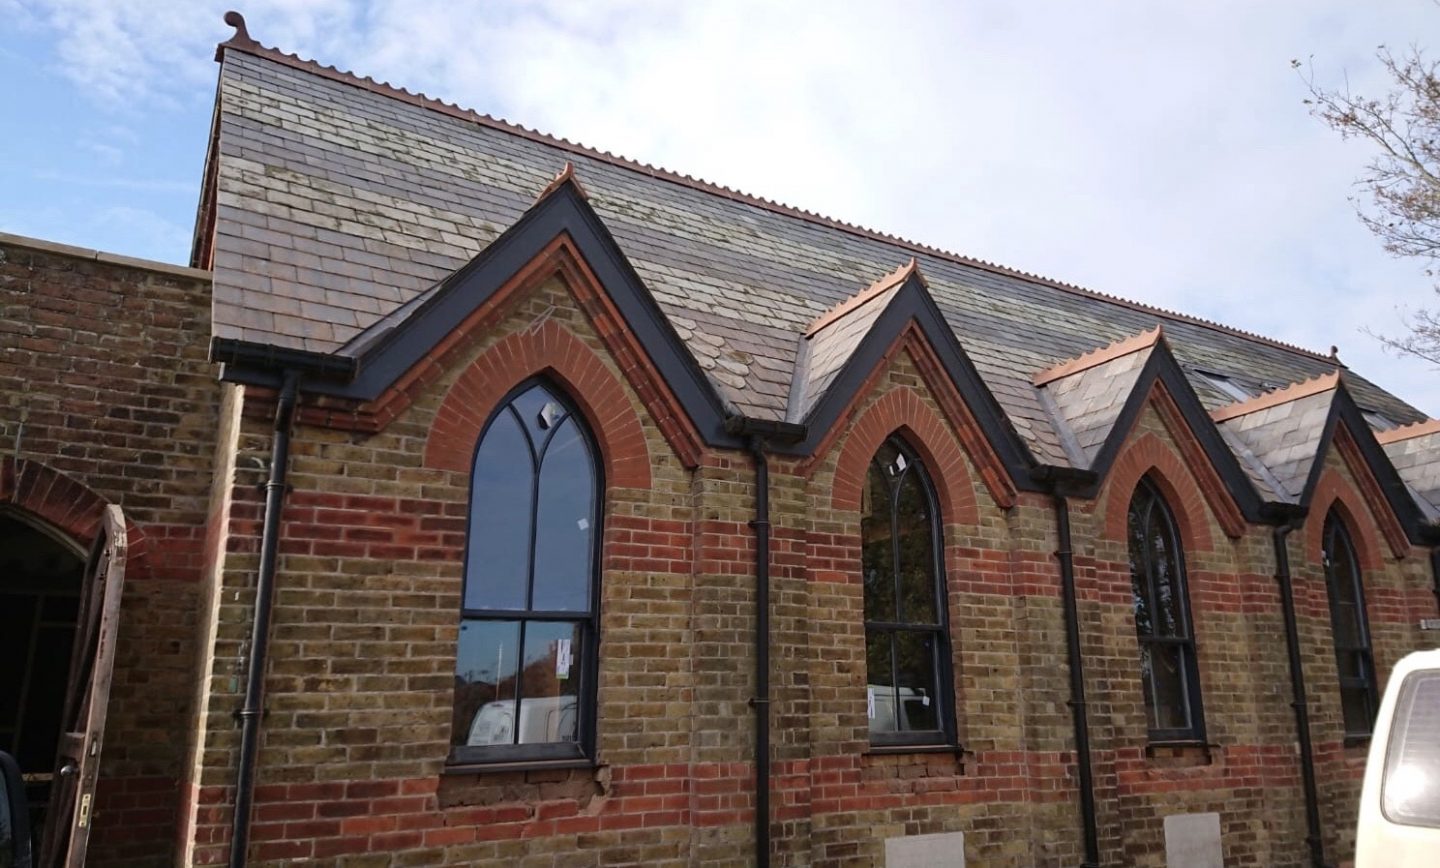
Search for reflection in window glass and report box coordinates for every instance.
[1128,477,1204,740]
[1324,513,1378,737]
[1383,672,1440,828]
[466,410,532,610]
[861,436,952,745]
[454,381,600,762]
[455,620,519,747]
[532,418,595,612]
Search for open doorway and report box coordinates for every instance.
[0,508,83,844]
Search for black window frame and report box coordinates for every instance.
[1322,511,1380,739]
[1127,476,1206,743]
[860,435,957,749]
[448,377,603,768]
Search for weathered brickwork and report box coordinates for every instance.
[0,236,218,866]
[6,227,1439,867]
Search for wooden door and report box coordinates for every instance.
[38,505,127,867]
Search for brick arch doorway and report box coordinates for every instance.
[0,506,85,843]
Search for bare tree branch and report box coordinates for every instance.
[1297,45,1440,367]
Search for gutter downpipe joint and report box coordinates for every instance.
[724,415,804,868]
[746,434,772,868]
[1032,465,1101,868]
[1269,512,1329,868]
[229,371,300,868]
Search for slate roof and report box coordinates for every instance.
[1216,380,1339,502]
[202,22,1427,475]
[1381,421,1440,520]
[1034,329,1160,468]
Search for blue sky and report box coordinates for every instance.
[2,1,1438,414]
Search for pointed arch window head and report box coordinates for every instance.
[1127,477,1205,742]
[452,380,601,766]
[1323,511,1379,738]
[861,437,955,748]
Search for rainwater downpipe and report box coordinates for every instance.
[230,371,300,868]
[1271,518,1328,868]
[745,434,772,868]
[1052,492,1100,868]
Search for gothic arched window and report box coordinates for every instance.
[861,437,954,747]
[450,380,600,765]
[1128,477,1205,741]
[1322,511,1378,737]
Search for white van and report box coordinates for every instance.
[467,695,578,746]
[1355,648,1440,867]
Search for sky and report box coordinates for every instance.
[2,1,1439,413]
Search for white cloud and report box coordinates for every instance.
[12,0,1440,411]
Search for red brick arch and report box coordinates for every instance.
[830,386,980,526]
[1306,467,1384,571]
[0,456,108,546]
[1102,432,1215,553]
[424,319,651,489]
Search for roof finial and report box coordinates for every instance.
[222,11,257,47]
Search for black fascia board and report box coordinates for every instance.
[1081,343,1266,520]
[1302,384,1431,544]
[221,181,738,448]
[776,272,1042,490]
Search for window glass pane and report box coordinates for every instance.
[1383,672,1440,827]
[895,472,937,625]
[865,631,896,735]
[467,410,534,611]
[1332,602,1362,648]
[1330,549,1360,607]
[1142,643,1191,732]
[532,417,595,612]
[516,621,583,745]
[895,630,941,732]
[1149,522,1183,637]
[862,462,895,623]
[511,383,561,446]
[1341,685,1373,736]
[1336,649,1365,680]
[1128,498,1153,636]
[454,619,520,747]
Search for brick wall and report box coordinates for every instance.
[0,235,218,866]
[163,248,1437,865]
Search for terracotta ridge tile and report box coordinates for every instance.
[1032,326,1162,387]
[213,12,1338,364]
[1210,371,1340,423]
[1375,417,1440,445]
[805,259,920,337]
[534,161,589,203]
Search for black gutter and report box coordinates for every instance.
[725,417,805,868]
[229,371,300,868]
[1033,465,1100,868]
[1268,509,1328,868]
[211,337,358,382]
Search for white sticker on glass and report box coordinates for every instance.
[577,518,590,531]
[867,688,875,719]
[556,639,572,680]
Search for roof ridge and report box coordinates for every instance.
[1032,326,1163,386]
[1210,370,1341,423]
[1375,417,1440,445]
[805,258,920,337]
[214,12,1337,364]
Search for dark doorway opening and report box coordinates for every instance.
[0,509,83,844]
